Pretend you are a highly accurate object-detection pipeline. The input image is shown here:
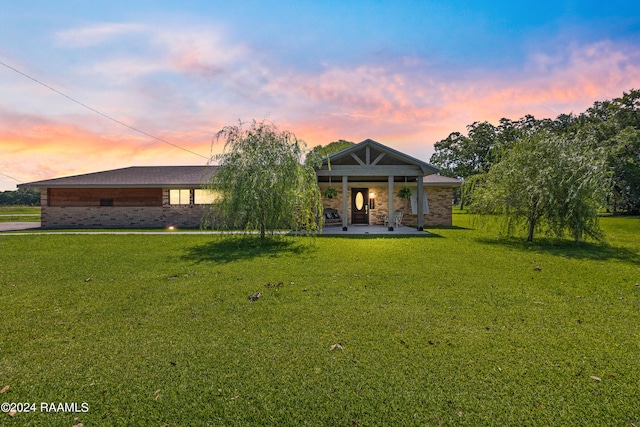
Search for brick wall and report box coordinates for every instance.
[40,206,209,228]
[40,188,209,228]
[402,187,453,227]
[319,184,453,227]
[39,184,454,228]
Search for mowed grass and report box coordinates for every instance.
[1,215,639,426]
[0,206,40,222]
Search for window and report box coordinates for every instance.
[169,189,191,205]
[169,189,219,205]
[194,189,218,204]
[100,198,114,206]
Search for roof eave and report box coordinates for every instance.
[324,139,440,175]
[423,182,462,188]
[18,183,209,189]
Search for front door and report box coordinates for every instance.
[351,188,369,224]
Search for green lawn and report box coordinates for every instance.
[1,214,639,426]
[0,206,40,222]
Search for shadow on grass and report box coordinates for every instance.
[181,235,313,264]
[477,236,640,265]
[424,225,472,231]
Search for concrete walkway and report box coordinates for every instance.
[0,222,41,232]
[0,222,429,236]
[319,225,430,236]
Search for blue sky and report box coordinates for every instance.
[1,0,639,190]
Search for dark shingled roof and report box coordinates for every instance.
[18,163,461,189]
[423,174,462,187]
[19,166,217,189]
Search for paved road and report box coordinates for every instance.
[0,222,41,232]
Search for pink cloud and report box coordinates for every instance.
[440,41,640,124]
[2,35,640,191]
[0,112,215,186]
[282,41,640,157]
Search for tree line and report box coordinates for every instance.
[0,188,40,206]
[430,89,640,241]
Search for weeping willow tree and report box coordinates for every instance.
[203,120,323,239]
[470,131,608,242]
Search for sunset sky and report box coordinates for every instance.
[1,0,639,190]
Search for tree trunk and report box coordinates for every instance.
[260,211,266,239]
[527,219,535,242]
[527,203,538,242]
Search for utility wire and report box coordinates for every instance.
[0,171,24,183]
[0,59,210,160]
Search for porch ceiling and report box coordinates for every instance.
[317,175,419,183]
[315,164,425,177]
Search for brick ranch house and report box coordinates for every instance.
[19,139,460,230]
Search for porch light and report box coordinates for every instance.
[369,192,375,210]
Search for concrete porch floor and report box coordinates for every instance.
[320,224,430,235]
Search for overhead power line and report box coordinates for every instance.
[0,59,210,160]
[0,171,24,184]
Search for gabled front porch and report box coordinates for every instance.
[316,139,458,231]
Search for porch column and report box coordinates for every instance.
[388,175,394,231]
[417,174,424,230]
[342,175,348,231]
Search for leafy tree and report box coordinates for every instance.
[431,117,552,207]
[0,188,40,206]
[204,120,323,238]
[444,117,553,174]
[470,131,608,242]
[304,139,355,167]
[431,88,640,217]
[429,131,483,209]
[578,89,640,214]
[431,115,561,182]
[608,127,640,214]
[430,131,475,179]
[613,89,640,128]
